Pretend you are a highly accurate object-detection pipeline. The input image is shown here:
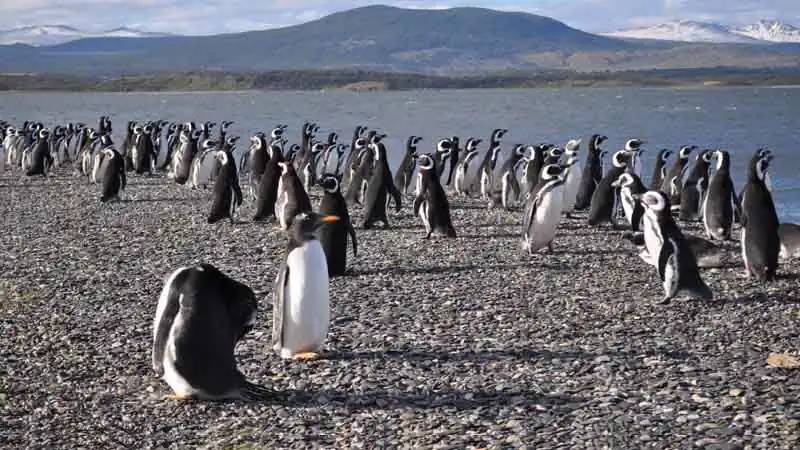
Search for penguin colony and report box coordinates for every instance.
[0,116,795,401]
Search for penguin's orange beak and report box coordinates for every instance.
[322,215,340,223]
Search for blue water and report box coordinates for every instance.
[1,87,798,221]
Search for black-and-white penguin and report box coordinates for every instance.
[649,149,672,191]
[678,149,713,221]
[360,140,402,229]
[171,129,201,185]
[560,139,582,216]
[432,137,454,181]
[413,153,457,239]
[702,150,739,241]
[444,136,461,186]
[574,134,607,211]
[252,143,285,223]
[623,138,645,177]
[99,147,126,203]
[243,133,269,197]
[394,135,422,196]
[453,137,481,196]
[344,133,379,205]
[152,263,269,401]
[637,190,713,303]
[207,150,243,224]
[521,144,547,198]
[317,173,358,276]
[497,144,527,209]
[342,125,368,187]
[587,149,630,227]
[471,128,506,199]
[778,223,800,260]
[660,144,697,210]
[522,164,566,254]
[276,161,313,230]
[25,128,52,177]
[611,172,647,232]
[272,212,340,361]
[133,123,155,175]
[740,152,780,281]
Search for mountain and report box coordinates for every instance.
[0,6,798,77]
[0,25,173,46]
[732,20,800,43]
[602,19,800,44]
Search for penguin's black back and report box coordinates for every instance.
[741,180,780,281]
[208,154,242,224]
[318,188,354,276]
[587,166,623,226]
[253,155,282,221]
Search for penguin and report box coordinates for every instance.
[574,134,607,211]
[636,190,713,303]
[521,164,566,255]
[394,135,422,196]
[300,142,325,194]
[444,136,461,186]
[133,123,155,175]
[453,137,481,196]
[649,149,672,190]
[276,161,313,230]
[152,263,270,401]
[735,148,774,219]
[778,223,800,260]
[610,172,647,232]
[25,128,52,177]
[740,152,780,281]
[171,129,201,185]
[560,139,583,216]
[678,149,713,222]
[190,139,221,189]
[342,125,368,187]
[432,138,454,181]
[207,150,243,224]
[360,140,402,229]
[521,144,547,198]
[587,149,630,227]
[471,128,506,199]
[272,212,341,361]
[702,150,739,241]
[345,134,379,205]
[317,173,358,276]
[252,143,285,223]
[122,121,136,172]
[99,148,126,203]
[241,133,269,196]
[623,138,645,177]
[497,144,527,209]
[660,145,697,211]
[413,153,457,239]
[91,135,114,184]
[544,146,564,166]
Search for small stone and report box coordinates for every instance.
[728,388,744,397]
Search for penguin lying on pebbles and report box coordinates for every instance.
[152,263,271,401]
[779,223,800,259]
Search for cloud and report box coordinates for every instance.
[0,0,798,34]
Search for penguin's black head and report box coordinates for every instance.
[202,139,217,151]
[310,142,325,154]
[625,138,645,152]
[658,149,672,162]
[226,136,240,147]
[214,150,230,166]
[191,130,203,140]
[436,138,453,153]
[222,120,234,129]
[407,135,422,149]
[754,153,773,181]
[755,148,772,160]
[414,153,435,171]
[592,134,608,148]
[612,150,628,168]
[637,190,669,214]
[700,149,714,163]
[370,133,387,145]
[354,137,368,149]
[540,163,563,181]
[100,135,113,147]
[678,145,697,159]
[491,128,507,142]
[271,126,284,140]
[548,147,565,160]
[289,212,341,242]
[327,132,338,145]
[611,172,635,188]
[318,173,342,193]
[513,144,527,158]
[565,139,581,154]
[38,128,50,140]
[465,138,481,152]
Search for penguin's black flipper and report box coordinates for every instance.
[413,194,425,217]
[508,174,521,200]
[657,237,680,301]
[389,183,403,212]
[348,224,358,258]
[631,204,644,232]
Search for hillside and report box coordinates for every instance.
[0,5,799,76]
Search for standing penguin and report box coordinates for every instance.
[740,152,780,281]
[637,191,713,303]
[432,138,454,181]
[703,150,739,241]
[660,145,697,210]
[521,144,548,198]
[522,164,566,255]
[560,139,583,216]
[152,263,269,401]
[649,149,672,190]
[276,161,313,230]
[587,149,630,227]
[25,128,52,177]
[611,172,647,232]
[133,123,155,175]
[99,148,126,203]
[394,135,422,196]
[623,138,646,177]
[413,153,457,239]
[471,128,506,199]
[678,149,713,222]
[497,144,527,209]
[252,143,285,223]
[345,134,379,205]
[317,173,358,276]
[272,212,341,360]
[207,150,243,224]
[453,137,481,196]
[342,125,368,187]
[574,134,607,211]
[444,136,461,186]
[360,140,402,229]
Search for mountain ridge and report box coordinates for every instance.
[603,18,800,44]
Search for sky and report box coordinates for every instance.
[0,0,798,35]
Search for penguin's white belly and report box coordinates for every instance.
[620,189,634,225]
[641,216,663,267]
[282,242,330,354]
[161,314,197,397]
[530,187,563,248]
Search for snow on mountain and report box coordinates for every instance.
[0,25,173,46]
[602,20,758,43]
[732,20,800,43]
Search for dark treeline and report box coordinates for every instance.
[2,67,800,92]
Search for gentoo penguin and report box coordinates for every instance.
[522,164,566,254]
[413,153,457,239]
[649,149,672,190]
[740,152,780,281]
[252,143,285,223]
[453,137,481,196]
[574,134,607,211]
[317,173,358,276]
[778,223,800,259]
[444,136,461,186]
[611,172,647,232]
[99,148,126,203]
[587,149,630,227]
[272,212,340,361]
[678,149,713,222]
[207,150,243,224]
[703,150,738,241]
[560,139,583,216]
[471,128,506,199]
[152,263,269,401]
[394,135,422,196]
[660,145,697,211]
[25,128,52,177]
[360,140,402,229]
[497,144,527,209]
[276,161,313,230]
[636,191,713,303]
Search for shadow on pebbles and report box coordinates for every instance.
[0,169,798,449]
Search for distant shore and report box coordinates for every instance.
[3,67,800,93]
